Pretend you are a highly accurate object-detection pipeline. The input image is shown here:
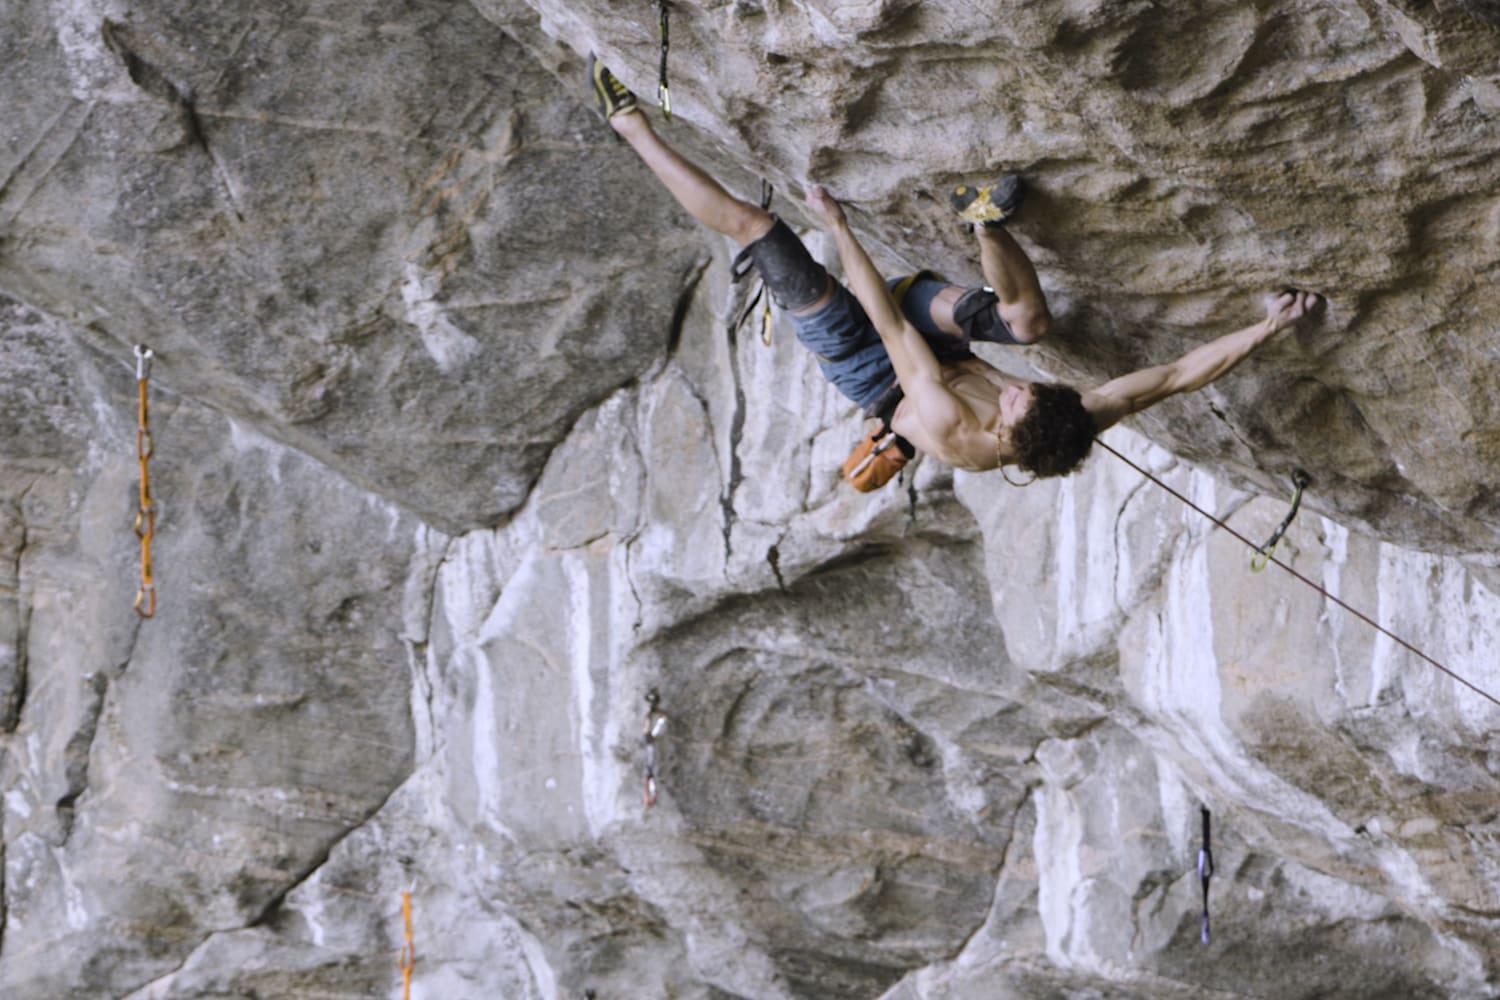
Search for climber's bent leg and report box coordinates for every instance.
[893,274,1019,351]
[974,226,1051,344]
[952,287,1021,345]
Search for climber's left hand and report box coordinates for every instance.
[1267,289,1326,332]
[805,185,847,228]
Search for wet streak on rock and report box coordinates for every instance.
[663,257,710,362]
[55,672,108,845]
[766,541,786,590]
[0,499,25,733]
[720,295,748,563]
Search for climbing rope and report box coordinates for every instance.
[133,344,157,619]
[399,889,415,1000]
[1251,469,1310,572]
[643,688,668,807]
[1095,437,1500,710]
[1197,806,1214,945]
[656,0,672,119]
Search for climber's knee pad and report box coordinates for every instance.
[953,286,1019,345]
[735,217,829,311]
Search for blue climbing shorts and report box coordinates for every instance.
[895,273,949,338]
[788,274,980,410]
[789,284,894,410]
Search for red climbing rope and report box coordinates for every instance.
[1095,437,1500,710]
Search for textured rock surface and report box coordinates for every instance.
[1,0,708,533]
[541,0,1500,561]
[3,1,1500,998]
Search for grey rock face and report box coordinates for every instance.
[0,302,425,998]
[2,0,706,534]
[3,1,1500,998]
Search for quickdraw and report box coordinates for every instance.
[1251,469,1310,572]
[1096,437,1500,709]
[399,888,416,1000]
[643,688,668,807]
[656,0,672,119]
[1197,806,1214,944]
[730,181,776,346]
[133,344,157,619]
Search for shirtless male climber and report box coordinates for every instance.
[590,55,1324,481]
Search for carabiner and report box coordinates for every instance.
[1197,806,1214,944]
[656,1,672,120]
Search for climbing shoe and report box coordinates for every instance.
[588,53,638,122]
[950,176,1025,227]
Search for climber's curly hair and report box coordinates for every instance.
[1010,383,1096,479]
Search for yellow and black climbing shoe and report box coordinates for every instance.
[588,53,639,122]
[950,176,1025,227]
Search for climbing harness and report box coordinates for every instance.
[1095,437,1500,710]
[1251,469,1310,572]
[730,181,777,346]
[643,689,668,807]
[133,344,157,619]
[399,888,416,1000]
[656,0,672,119]
[1197,806,1214,945]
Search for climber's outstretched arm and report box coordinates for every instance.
[805,185,970,436]
[1083,291,1324,432]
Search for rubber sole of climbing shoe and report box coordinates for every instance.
[588,52,638,122]
[950,176,1025,227]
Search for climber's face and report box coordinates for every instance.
[996,382,1037,438]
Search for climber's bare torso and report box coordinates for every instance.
[890,359,1033,472]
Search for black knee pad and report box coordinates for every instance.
[734,217,829,311]
[953,287,1019,345]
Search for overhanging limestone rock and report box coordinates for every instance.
[3,1,1500,998]
[0,0,706,534]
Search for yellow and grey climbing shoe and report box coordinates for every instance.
[950,176,1025,227]
[588,53,639,121]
